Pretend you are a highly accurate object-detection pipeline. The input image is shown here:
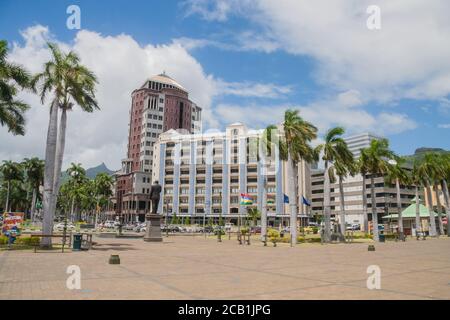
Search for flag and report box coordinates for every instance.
[302,196,311,206]
[283,194,289,204]
[240,193,253,205]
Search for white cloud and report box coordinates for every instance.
[186,0,450,102]
[214,90,417,137]
[173,31,279,53]
[182,0,251,22]
[0,25,295,170]
[1,25,218,170]
[216,80,291,99]
[438,124,450,129]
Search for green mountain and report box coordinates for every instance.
[60,162,115,183]
[403,147,450,165]
[85,163,115,179]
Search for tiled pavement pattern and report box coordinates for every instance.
[0,236,449,300]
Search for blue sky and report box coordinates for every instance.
[1,0,450,169]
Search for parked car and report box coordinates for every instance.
[133,223,147,232]
[250,226,262,233]
[103,221,115,228]
[224,223,234,231]
[346,223,361,231]
[123,223,137,231]
[203,225,214,233]
[53,222,76,232]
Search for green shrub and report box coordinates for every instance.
[0,236,8,245]
[240,227,249,235]
[267,228,280,243]
[297,236,322,243]
[0,236,40,246]
[312,226,319,234]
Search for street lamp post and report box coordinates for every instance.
[203,201,207,239]
[218,191,222,242]
[165,199,169,237]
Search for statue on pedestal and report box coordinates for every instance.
[144,181,163,242]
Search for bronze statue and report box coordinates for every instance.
[144,180,163,242]
[149,180,162,214]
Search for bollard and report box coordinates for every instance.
[368,245,375,251]
[109,254,120,264]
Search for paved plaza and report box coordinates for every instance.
[0,235,449,300]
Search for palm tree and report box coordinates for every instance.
[385,157,409,239]
[93,173,114,226]
[32,43,99,247]
[440,154,450,236]
[429,153,446,235]
[417,154,438,237]
[264,110,317,246]
[332,140,355,240]
[66,163,88,222]
[247,207,261,230]
[315,127,353,242]
[358,149,370,234]
[22,157,44,221]
[0,40,32,135]
[0,160,23,212]
[361,139,395,242]
[411,161,424,236]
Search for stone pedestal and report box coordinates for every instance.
[144,214,163,242]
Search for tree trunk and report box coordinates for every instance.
[395,178,403,236]
[31,188,37,222]
[50,108,67,225]
[362,173,368,233]
[434,183,444,235]
[287,152,298,246]
[323,162,331,242]
[42,100,59,248]
[425,181,438,237]
[441,180,450,236]
[338,175,346,241]
[414,186,421,236]
[5,180,10,212]
[371,175,379,242]
[261,174,268,242]
[70,197,75,223]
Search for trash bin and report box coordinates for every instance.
[379,233,385,242]
[73,234,82,251]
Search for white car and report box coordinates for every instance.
[103,221,115,228]
[53,222,76,232]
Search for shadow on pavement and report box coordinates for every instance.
[91,243,138,251]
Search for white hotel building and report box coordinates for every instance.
[151,122,311,225]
